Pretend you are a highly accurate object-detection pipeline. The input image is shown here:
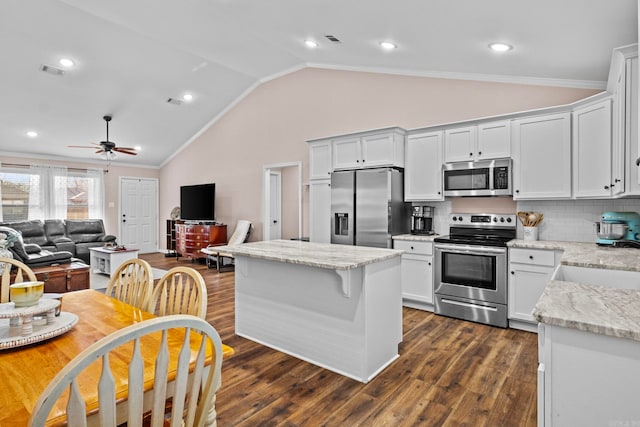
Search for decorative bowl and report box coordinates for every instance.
[10,281,44,307]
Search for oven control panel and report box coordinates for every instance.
[449,213,516,227]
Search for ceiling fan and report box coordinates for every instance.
[69,115,137,156]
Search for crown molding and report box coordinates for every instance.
[304,62,606,90]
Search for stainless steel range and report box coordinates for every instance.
[433,213,516,328]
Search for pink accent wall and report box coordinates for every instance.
[159,68,598,245]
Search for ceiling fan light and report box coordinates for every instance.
[134,146,142,151]
[183,93,193,102]
[26,131,38,138]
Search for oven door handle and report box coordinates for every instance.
[441,298,498,312]
[434,243,506,255]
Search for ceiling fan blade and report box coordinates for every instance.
[113,147,138,155]
[95,149,105,154]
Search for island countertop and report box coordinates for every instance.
[209,239,403,270]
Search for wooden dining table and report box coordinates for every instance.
[0,289,233,426]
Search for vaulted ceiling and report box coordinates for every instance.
[0,0,637,167]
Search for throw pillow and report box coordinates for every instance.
[24,243,43,254]
[0,226,29,261]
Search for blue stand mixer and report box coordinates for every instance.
[595,211,640,247]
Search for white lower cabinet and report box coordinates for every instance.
[538,323,640,426]
[508,248,559,332]
[394,239,433,311]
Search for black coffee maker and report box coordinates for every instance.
[411,205,434,235]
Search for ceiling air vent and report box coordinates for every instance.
[166,98,183,106]
[325,35,341,43]
[39,64,65,76]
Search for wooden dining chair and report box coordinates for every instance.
[28,314,224,427]
[0,256,37,303]
[149,266,207,318]
[104,258,154,311]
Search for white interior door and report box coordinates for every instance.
[269,171,282,240]
[120,177,158,253]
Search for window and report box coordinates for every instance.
[0,165,104,221]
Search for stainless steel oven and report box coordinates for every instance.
[433,213,515,328]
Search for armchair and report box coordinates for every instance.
[204,220,252,272]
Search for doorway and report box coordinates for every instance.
[263,162,302,241]
[119,177,158,253]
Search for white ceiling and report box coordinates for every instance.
[0,0,637,167]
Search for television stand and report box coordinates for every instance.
[175,223,227,260]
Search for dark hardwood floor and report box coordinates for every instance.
[141,252,538,427]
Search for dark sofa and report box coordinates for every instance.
[0,219,116,265]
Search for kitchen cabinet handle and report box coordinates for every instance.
[478,151,482,155]
[515,189,520,193]
[615,179,621,183]
[510,271,514,275]
[529,255,534,260]
[604,185,610,190]
[410,246,414,250]
[428,262,432,266]
[469,152,473,156]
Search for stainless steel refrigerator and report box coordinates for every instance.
[331,168,409,248]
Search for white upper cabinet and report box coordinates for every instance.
[332,129,405,170]
[572,99,616,198]
[308,140,332,180]
[332,136,362,169]
[477,120,511,160]
[444,126,476,162]
[405,131,444,201]
[512,112,572,199]
[444,121,511,163]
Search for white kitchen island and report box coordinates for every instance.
[214,239,403,383]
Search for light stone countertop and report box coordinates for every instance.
[208,239,403,270]
[533,280,640,342]
[392,234,440,242]
[508,239,640,342]
[508,239,640,272]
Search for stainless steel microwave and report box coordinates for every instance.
[443,159,512,197]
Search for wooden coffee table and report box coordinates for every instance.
[89,247,139,276]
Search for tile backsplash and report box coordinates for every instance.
[516,199,640,242]
[428,198,640,242]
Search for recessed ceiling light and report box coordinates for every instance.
[26,131,38,138]
[183,93,193,102]
[58,58,75,67]
[304,40,319,49]
[380,41,397,50]
[489,43,513,52]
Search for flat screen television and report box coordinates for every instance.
[180,183,215,221]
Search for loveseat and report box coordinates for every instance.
[0,219,116,265]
